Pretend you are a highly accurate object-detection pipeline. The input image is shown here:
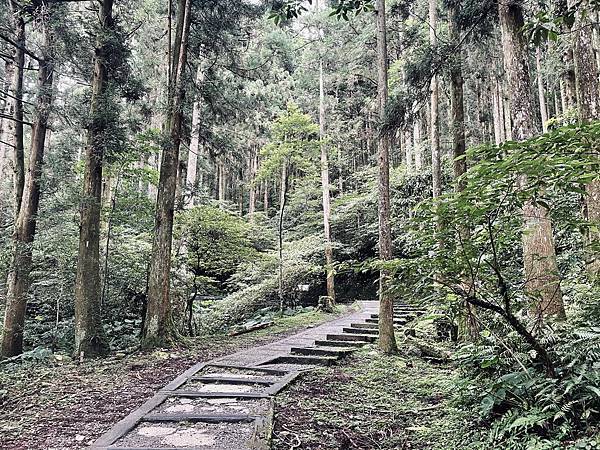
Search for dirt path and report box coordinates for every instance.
[0,307,355,450]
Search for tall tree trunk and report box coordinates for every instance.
[248,147,257,220]
[8,0,25,216]
[142,0,192,348]
[429,0,441,198]
[319,61,335,304]
[492,79,503,144]
[498,1,565,320]
[570,0,600,277]
[413,119,423,170]
[535,47,548,133]
[561,47,577,111]
[74,0,114,358]
[404,127,413,171]
[449,0,475,336]
[218,161,226,204]
[1,20,54,357]
[449,4,467,189]
[375,0,398,354]
[278,163,288,314]
[185,65,203,208]
[502,88,513,141]
[263,180,268,214]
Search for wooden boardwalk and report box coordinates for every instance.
[89,301,422,450]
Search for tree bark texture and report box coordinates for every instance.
[498,1,565,319]
[319,61,335,303]
[73,0,114,358]
[429,0,441,198]
[1,19,54,357]
[571,0,600,278]
[185,65,203,208]
[375,0,398,354]
[142,0,192,348]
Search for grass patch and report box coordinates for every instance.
[273,344,472,450]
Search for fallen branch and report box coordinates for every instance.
[228,321,274,336]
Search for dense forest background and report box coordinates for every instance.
[1,0,600,447]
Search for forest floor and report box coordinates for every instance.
[0,306,356,450]
[272,345,472,450]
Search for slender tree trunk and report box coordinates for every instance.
[263,180,268,214]
[562,47,577,111]
[492,80,503,145]
[535,47,548,133]
[1,20,54,357]
[502,89,513,141]
[413,119,423,170]
[319,61,335,304]
[142,0,192,348]
[218,161,226,204]
[74,0,114,358]
[449,0,475,336]
[570,0,600,277]
[278,163,288,314]
[404,127,413,171]
[449,4,467,189]
[185,65,203,208]
[0,62,13,186]
[375,0,398,354]
[498,1,565,320]
[8,0,25,216]
[248,147,257,220]
[429,0,441,198]
[553,90,561,117]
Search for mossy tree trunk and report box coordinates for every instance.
[73,0,115,358]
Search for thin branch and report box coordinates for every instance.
[0,113,32,127]
[0,33,40,61]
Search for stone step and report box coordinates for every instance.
[165,390,270,399]
[142,413,254,423]
[326,333,377,343]
[291,346,355,357]
[342,327,378,335]
[350,323,378,330]
[365,318,407,325]
[190,375,275,386]
[371,314,413,319]
[314,339,364,347]
[268,354,338,366]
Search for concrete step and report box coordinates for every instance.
[326,333,377,343]
[314,339,364,347]
[371,314,415,320]
[143,413,254,423]
[291,346,355,358]
[365,318,407,325]
[190,375,275,386]
[350,323,378,330]
[342,327,378,335]
[269,354,338,366]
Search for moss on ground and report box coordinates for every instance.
[273,345,473,450]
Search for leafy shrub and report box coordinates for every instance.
[198,233,325,333]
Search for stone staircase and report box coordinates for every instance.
[90,301,424,450]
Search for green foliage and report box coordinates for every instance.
[257,102,320,182]
[456,325,600,447]
[175,205,264,286]
[199,233,325,333]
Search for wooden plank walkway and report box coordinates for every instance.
[89,301,425,450]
